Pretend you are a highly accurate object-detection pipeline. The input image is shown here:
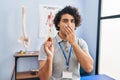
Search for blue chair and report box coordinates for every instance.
[80,66,93,77]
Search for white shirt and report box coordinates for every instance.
[38,34,89,80]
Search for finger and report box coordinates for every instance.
[45,39,53,48]
[64,26,73,34]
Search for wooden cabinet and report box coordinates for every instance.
[14,51,39,80]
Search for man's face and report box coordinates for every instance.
[58,14,75,36]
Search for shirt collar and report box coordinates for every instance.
[55,33,63,43]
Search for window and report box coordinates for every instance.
[96,0,120,79]
[101,0,120,17]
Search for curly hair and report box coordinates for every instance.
[54,6,82,31]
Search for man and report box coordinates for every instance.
[38,6,94,80]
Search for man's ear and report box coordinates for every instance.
[58,24,60,27]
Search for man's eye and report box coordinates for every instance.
[71,19,75,23]
[62,19,68,23]
[61,19,75,23]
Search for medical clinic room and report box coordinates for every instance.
[0,0,120,80]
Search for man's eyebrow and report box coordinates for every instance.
[62,18,74,20]
[62,18,68,20]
